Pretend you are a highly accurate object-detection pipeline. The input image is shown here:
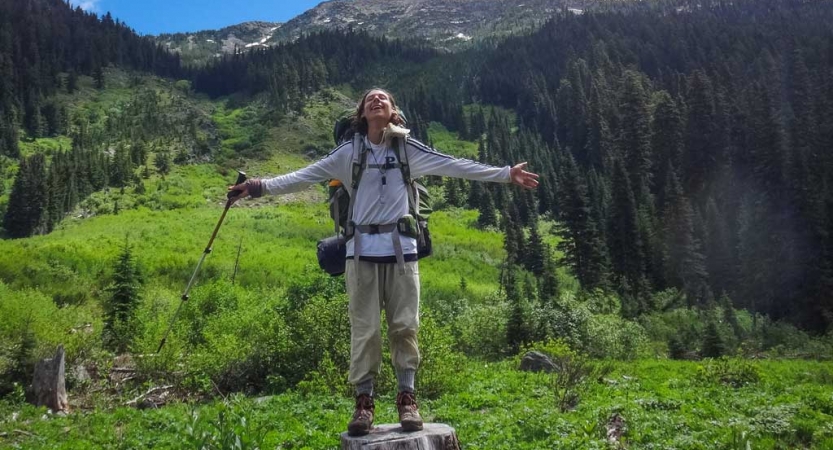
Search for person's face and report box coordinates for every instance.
[363,89,393,124]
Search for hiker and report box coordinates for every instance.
[229,88,538,436]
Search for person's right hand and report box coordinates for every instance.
[227,183,249,203]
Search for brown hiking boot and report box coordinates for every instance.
[396,391,424,432]
[347,394,374,436]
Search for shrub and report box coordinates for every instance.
[527,339,614,412]
[583,314,650,360]
[454,296,508,359]
[184,395,267,449]
[416,311,464,399]
[695,357,760,388]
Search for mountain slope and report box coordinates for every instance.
[156,21,283,66]
[155,0,591,65]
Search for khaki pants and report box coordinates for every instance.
[345,259,420,385]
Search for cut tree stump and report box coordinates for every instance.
[31,345,69,414]
[340,423,460,450]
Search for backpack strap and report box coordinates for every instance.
[328,180,341,235]
[345,133,367,239]
[395,137,424,246]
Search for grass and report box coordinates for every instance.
[1,358,831,449]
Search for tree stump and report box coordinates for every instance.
[340,423,460,450]
[31,345,69,414]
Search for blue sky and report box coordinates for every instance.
[69,0,326,35]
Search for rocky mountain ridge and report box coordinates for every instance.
[156,0,592,65]
[156,21,283,66]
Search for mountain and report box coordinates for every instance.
[267,0,579,45]
[156,0,590,65]
[156,21,283,66]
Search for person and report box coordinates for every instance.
[229,88,538,436]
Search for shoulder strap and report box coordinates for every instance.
[345,134,368,237]
[396,137,424,240]
[395,136,412,183]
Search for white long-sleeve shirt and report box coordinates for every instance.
[261,136,511,258]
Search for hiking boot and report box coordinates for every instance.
[347,394,375,436]
[396,391,424,432]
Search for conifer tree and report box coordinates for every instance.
[585,82,615,171]
[504,265,528,354]
[103,239,143,353]
[651,91,685,200]
[477,188,498,229]
[608,159,649,315]
[3,154,47,238]
[661,167,711,306]
[684,71,717,195]
[620,71,653,205]
[701,320,726,358]
[94,65,105,89]
[154,149,171,176]
[557,152,610,290]
[524,222,547,276]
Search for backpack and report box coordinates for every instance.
[317,131,433,276]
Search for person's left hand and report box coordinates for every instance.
[510,162,539,189]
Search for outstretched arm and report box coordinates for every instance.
[228,144,352,202]
[407,140,539,189]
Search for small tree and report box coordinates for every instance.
[154,150,171,176]
[103,239,143,353]
[701,320,726,358]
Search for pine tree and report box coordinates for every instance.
[608,160,647,304]
[103,239,143,353]
[701,320,726,358]
[620,71,653,205]
[684,71,717,196]
[585,81,615,171]
[154,149,171,176]
[477,189,498,229]
[94,65,105,89]
[557,152,610,290]
[66,70,78,94]
[3,154,47,238]
[661,167,711,307]
[651,92,685,200]
[504,264,528,354]
[524,222,547,276]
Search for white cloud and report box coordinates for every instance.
[70,0,102,12]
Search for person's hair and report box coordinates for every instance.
[351,88,406,135]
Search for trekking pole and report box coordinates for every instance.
[156,171,247,354]
[231,236,243,285]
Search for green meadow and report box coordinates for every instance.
[1,71,832,450]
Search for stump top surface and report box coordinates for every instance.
[340,423,456,443]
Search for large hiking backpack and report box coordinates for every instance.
[317,130,433,276]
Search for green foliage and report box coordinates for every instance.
[696,357,761,388]
[527,339,614,412]
[1,359,832,449]
[103,239,143,353]
[184,396,267,450]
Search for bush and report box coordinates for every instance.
[583,314,650,360]
[527,339,614,412]
[416,311,464,399]
[454,296,508,359]
[695,357,760,388]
